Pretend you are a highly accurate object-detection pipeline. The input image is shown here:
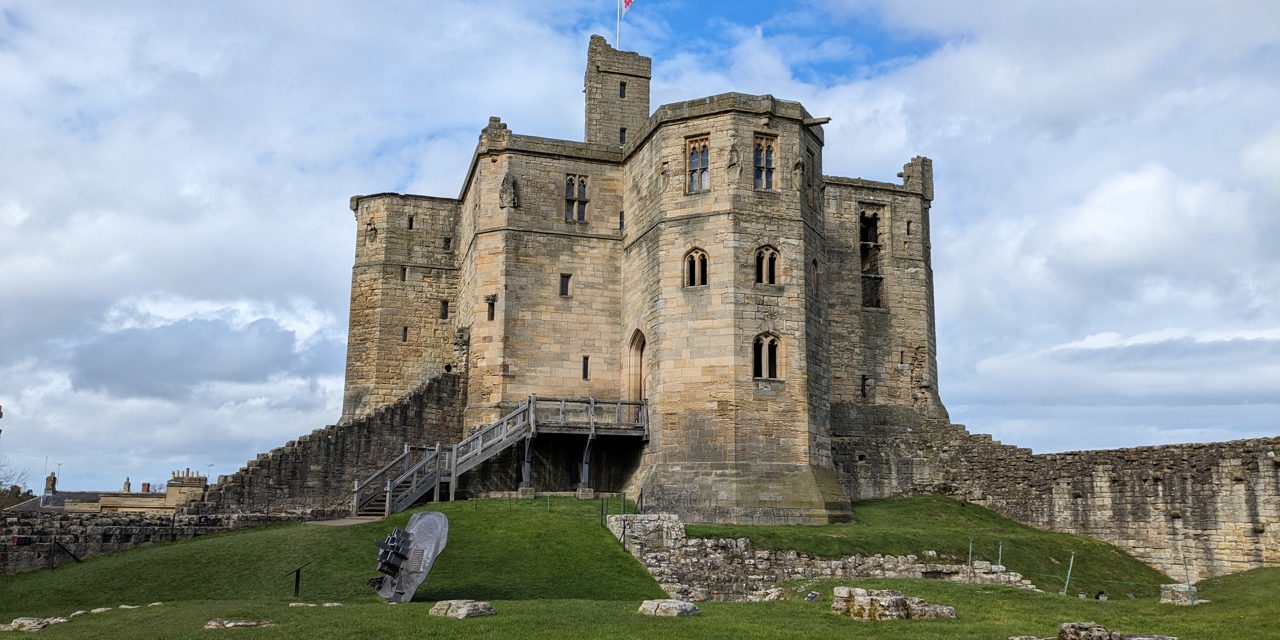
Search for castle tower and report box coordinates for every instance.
[584,34,651,146]
[619,92,851,523]
[341,194,460,423]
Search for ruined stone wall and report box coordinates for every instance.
[0,512,300,576]
[831,407,1280,581]
[823,158,945,421]
[608,514,1036,601]
[200,374,464,514]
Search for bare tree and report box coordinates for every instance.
[0,453,33,509]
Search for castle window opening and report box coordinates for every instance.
[407,216,414,230]
[399,266,407,281]
[443,237,452,250]
[565,175,589,221]
[906,220,913,236]
[684,248,709,287]
[860,211,883,308]
[440,300,449,320]
[618,210,624,230]
[582,355,590,380]
[754,136,775,189]
[687,136,710,193]
[812,258,819,291]
[487,299,495,321]
[619,81,627,98]
[401,327,408,342]
[755,246,779,284]
[753,334,780,379]
[560,273,572,297]
[619,127,627,145]
[860,375,869,398]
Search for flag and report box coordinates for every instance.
[622,0,634,18]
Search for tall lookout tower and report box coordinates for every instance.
[339,35,944,524]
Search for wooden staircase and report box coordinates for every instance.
[351,396,646,517]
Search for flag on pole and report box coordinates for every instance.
[617,0,636,48]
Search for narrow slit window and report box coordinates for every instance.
[619,127,627,145]
[399,266,407,281]
[443,237,452,250]
[487,299,495,321]
[439,300,449,320]
[619,81,627,98]
[618,210,624,230]
[560,274,572,297]
[582,355,590,380]
[401,327,408,342]
[407,216,414,230]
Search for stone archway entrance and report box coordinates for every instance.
[627,330,646,401]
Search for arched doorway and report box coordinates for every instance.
[627,330,646,401]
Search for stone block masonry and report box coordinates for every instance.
[198,373,464,515]
[0,512,302,575]
[831,404,1280,581]
[608,514,1036,601]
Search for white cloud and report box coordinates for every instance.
[0,1,1276,490]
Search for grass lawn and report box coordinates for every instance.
[1,496,1274,639]
[688,496,1172,598]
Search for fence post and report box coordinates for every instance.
[1060,552,1076,595]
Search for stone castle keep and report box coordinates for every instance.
[339,35,943,524]
[28,36,1265,582]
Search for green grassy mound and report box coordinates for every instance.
[1,496,1273,639]
[688,496,1171,597]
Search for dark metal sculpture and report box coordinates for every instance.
[370,511,449,603]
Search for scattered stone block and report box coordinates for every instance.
[428,600,496,619]
[1159,584,1200,606]
[204,618,276,629]
[2,617,68,632]
[637,599,701,617]
[831,587,956,621]
[90,607,112,614]
[1008,622,1178,640]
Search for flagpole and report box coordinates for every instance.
[616,0,621,48]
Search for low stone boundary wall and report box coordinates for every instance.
[0,511,318,575]
[608,514,1037,601]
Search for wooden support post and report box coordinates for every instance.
[433,442,441,503]
[522,436,534,488]
[581,436,594,489]
[449,446,458,502]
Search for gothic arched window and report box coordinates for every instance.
[753,334,780,379]
[755,246,779,284]
[687,136,709,193]
[684,248,709,287]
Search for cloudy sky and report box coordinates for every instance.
[1,0,1276,492]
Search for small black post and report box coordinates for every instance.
[288,562,312,598]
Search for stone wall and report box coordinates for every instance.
[198,373,464,514]
[0,511,301,576]
[831,405,1280,581]
[608,513,1036,601]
